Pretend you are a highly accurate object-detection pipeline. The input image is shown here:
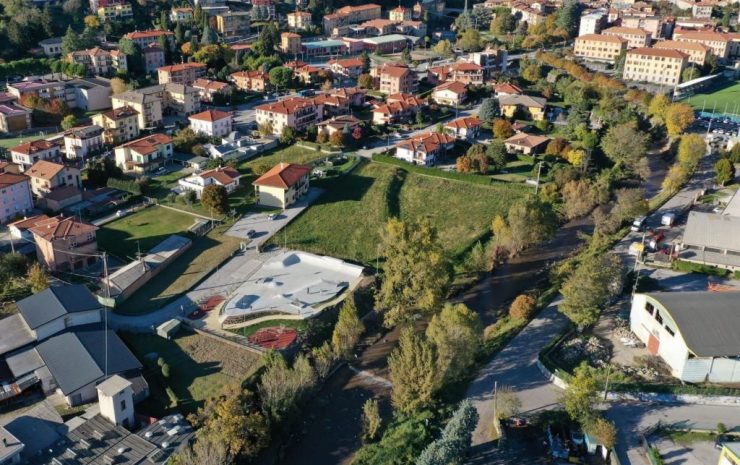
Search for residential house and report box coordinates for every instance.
[395,132,455,166]
[170,6,193,22]
[499,94,547,121]
[253,162,311,208]
[189,109,233,138]
[192,78,232,102]
[281,32,302,55]
[428,62,485,85]
[623,47,687,85]
[30,216,99,271]
[0,103,32,133]
[389,6,412,21]
[26,160,82,211]
[504,132,550,154]
[96,0,133,21]
[620,15,665,40]
[230,70,269,92]
[374,64,417,95]
[67,47,128,76]
[444,116,482,141]
[114,133,173,174]
[287,10,312,30]
[494,83,523,97]
[313,94,350,118]
[123,30,174,49]
[0,173,33,224]
[692,2,713,18]
[630,292,740,383]
[8,214,49,241]
[112,84,201,128]
[38,37,63,57]
[292,63,322,85]
[216,11,251,37]
[317,114,362,136]
[602,26,652,48]
[158,62,207,85]
[329,87,366,107]
[680,211,740,270]
[469,47,508,77]
[328,57,365,79]
[323,3,382,34]
[673,30,732,60]
[92,106,140,144]
[654,40,710,66]
[511,2,548,26]
[9,140,61,172]
[574,34,628,63]
[63,125,104,159]
[432,81,468,106]
[178,166,241,198]
[142,44,166,73]
[255,97,323,135]
[372,93,424,125]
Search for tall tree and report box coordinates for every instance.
[331,297,365,359]
[507,197,558,253]
[201,184,229,214]
[27,263,49,293]
[61,26,82,55]
[478,98,498,122]
[554,0,582,37]
[426,303,482,383]
[388,328,439,414]
[378,218,451,327]
[600,123,649,175]
[361,399,382,442]
[258,353,316,424]
[715,158,735,186]
[415,401,479,465]
[559,253,624,328]
[664,103,695,136]
[561,363,599,423]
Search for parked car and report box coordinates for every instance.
[631,216,646,232]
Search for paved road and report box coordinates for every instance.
[463,140,740,465]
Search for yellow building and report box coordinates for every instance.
[654,40,710,66]
[673,30,731,60]
[389,6,411,21]
[112,84,200,129]
[287,11,312,30]
[215,11,251,38]
[499,94,547,121]
[602,26,651,49]
[97,0,133,22]
[92,106,140,144]
[623,47,687,86]
[574,34,627,63]
[253,162,311,208]
[719,443,740,465]
[281,32,302,55]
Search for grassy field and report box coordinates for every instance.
[121,329,263,415]
[97,206,198,260]
[0,132,58,150]
[276,160,526,264]
[238,144,334,174]
[228,318,310,338]
[682,80,740,112]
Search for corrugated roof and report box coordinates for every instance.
[646,291,740,357]
[682,211,740,252]
[16,284,101,330]
[0,314,35,355]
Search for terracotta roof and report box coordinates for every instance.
[603,26,651,36]
[101,106,139,120]
[284,60,309,69]
[256,97,317,115]
[674,30,731,42]
[329,57,364,68]
[253,163,311,189]
[505,132,550,148]
[0,172,29,189]
[627,47,688,59]
[318,114,362,130]
[396,132,455,153]
[494,83,523,94]
[192,78,230,91]
[380,65,412,78]
[288,10,311,16]
[576,34,627,44]
[189,109,232,122]
[124,30,173,39]
[231,70,267,80]
[654,40,710,52]
[433,81,468,95]
[68,47,112,58]
[282,32,301,38]
[445,116,482,130]
[230,44,252,51]
[387,93,423,105]
[10,140,57,155]
[30,215,98,241]
[27,160,65,180]
[200,166,240,185]
[451,62,483,72]
[8,214,50,231]
[118,133,172,155]
[158,62,206,73]
[330,87,366,98]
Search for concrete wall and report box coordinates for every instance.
[34,309,102,341]
[256,185,286,208]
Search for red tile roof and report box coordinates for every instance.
[576,34,627,44]
[8,214,50,231]
[253,163,311,189]
[433,81,468,95]
[27,160,65,180]
[627,47,688,59]
[256,97,317,115]
[445,116,482,130]
[380,65,412,78]
[118,133,172,155]
[603,26,650,36]
[125,30,174,40]
[0,172,29,189]
[9,140,57,155]
[101,106,139,120]
[30,215,98,241]
[505,132,550,148]
[494,83,523,94]
[396,132,455,153]
[189,109,232,122]
[200,166,241,185]
[158,62,206,73]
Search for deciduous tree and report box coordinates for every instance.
[388,328,439,414]
[415,401,479,465]
[507,197,558,253]
[492,118,513,139]
[487,140,508,172]
[715,158,735,186]
[509,294,535,320]
[559,253,623,328]
[27,263,49,293]
[426,303,482,383]
[665,103,695,136]
[331,297,365,359]
[561,362,599,423]
[258,353,316,424]
[585,416,617,449]
[361,399,382,442]
[600,123,649,176]
[201,184,228,215]
[561,179,596,219]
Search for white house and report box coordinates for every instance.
[444,116,482,140]
[189,109,233,138]
[395,132,455,166]
[178,166,241,198]
[63,125,104,159]
[630,292,740,383]
[431,81,468,106]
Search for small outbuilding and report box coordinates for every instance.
[156,319,181,340]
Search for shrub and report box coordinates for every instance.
[165,386,178,407]
[157,357,165,367]
[161,363,171,378]
[509,294,536,320]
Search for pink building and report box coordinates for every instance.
[0,172,33,223]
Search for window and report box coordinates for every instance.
[655,310,663,325]
[120,399,127,411]
[645,302,654,316]
[665,326,675,337]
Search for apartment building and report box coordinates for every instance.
[395,132,455,166]
[281,32,302,55]
[654,40,710,66]
[7,80,67,102]
[251,0,276,20]
[287,11,312,30]
[623,47,687,85]
[189,109,233,138]
[469,47,508,77]
[114,133,173,174]
[9,140,62,171]
[389,6,412,21]
[673,30,731,60]
[620,15,665,39]
[216,11,251,37]
[323,4,382,34]
[67,48,128,76]
[574,34,628,63]
[255,97,323,135]
[170,7,193,22]
[92,106,140,144]
[328,57,365,79]
[431,81,468,106]
[97,0,133,22]
[157,63,207,85]
[372,93,424,125]
[230,70,269,92]
[30,216,99,271]
[602,26,651,48]
[38,37,63,57]
[142,44,166,73]
[0,103,32,134]
[578,9,607,36]
[691,2,713,19]
[253,163,311,208]
[428,62,484,85]
[26,160,81,198]
[375,64,417,95]
[0,173,33,224]
[112,84,200,129]
[123,30,174,49]
[63,125,105,159]
[192,79,232,102]
[11,77,114,113]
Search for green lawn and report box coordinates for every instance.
[682,80,740,112]
[97,206,198,261]
[276,160,526,265]
[238,144,334,174]
[121,329,263,415]
[661,430,716,445]
[0,132,58,150]
[228,319,309,338]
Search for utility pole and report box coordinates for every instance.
[102,252,110,378]
[603,364,611,401]
[534,161,543,195]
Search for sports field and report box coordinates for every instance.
[681,80,740,114]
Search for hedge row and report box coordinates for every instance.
[107,177,142,195]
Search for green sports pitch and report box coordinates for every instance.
[681,80,740,115]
